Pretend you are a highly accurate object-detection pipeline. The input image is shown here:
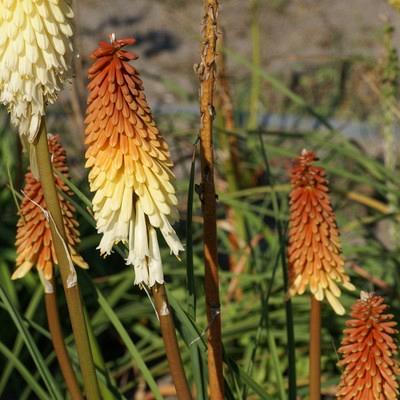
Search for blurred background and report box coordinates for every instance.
[2,0,400,399]
[58,0,400,153]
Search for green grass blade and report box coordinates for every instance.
[0,286,43,395]
[189,346,207,400]
[0,341,49,400]
[6,164,20,214]
[223,47,333,130]
[168,292,276,399]
[258,132,297,399]
[54,168,92,208]
[0,260,18,309]
[266,315,286,400]
[225,356,274,400]
[184,147,207,398]
[0,285,63,400]
[81,274,163,400]
[91,275,133,326]
[84,307,121,400]
[242,238,281,399]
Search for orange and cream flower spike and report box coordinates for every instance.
[84,35,183,287]
[287,149,355,315]
[337,292,400,399]
[0,0,74,141]
[14,134,87,281]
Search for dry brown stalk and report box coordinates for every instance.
[349,262,391,292]
[197,1,224,398]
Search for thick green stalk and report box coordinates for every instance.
[34,119,100,400]
[83,307,116,400]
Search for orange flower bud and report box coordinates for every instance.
[337,292,400,399]
[14,135,88,280]
[287,150,354,314]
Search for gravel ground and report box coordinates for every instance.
[73,0,400,104]
[52,0,400,168]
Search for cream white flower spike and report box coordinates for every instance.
[0,0,74,141]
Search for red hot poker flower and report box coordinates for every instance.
[337,292,400,399]
[287,150,355,315]
[84,36,183,287]
[14,135,88,280]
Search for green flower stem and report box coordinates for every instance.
[34,118,100,400]
[152,284,192,400]
[44,280,83,400]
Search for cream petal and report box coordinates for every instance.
[147,227,164,287]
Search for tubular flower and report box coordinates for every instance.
[84,36,183,287]
[13,134,88,280]
[0,0,74,141]
[287,150,355,315]
[337,292,400,399]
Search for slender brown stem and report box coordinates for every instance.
[44,279,83,400]
[309,296,321,400]
[34,119,100,400]
[198,1,224,399]
[152,284,192,400]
